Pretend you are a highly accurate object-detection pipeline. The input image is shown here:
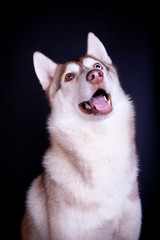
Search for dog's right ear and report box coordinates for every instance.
[33,52,57,91]
[87,32,112,64]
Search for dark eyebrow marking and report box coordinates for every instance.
[78,61,88,71]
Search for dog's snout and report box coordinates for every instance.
[86,69,103,84]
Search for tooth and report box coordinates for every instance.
[85,103,91,109]
[108,99,111,105]
[104,96,107,101]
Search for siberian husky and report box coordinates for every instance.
[21,33,142,240]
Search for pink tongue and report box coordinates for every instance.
[89,95,109,111]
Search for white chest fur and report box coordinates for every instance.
[43,102,137,239]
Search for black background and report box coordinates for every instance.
[1,2,159,239]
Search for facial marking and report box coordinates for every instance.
[64,62,80,75]
[82,57,100,69]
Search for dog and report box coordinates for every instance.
[21,32,142,240]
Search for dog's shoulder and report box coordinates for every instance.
[25,174,48,232]
[21,174,49,239]
[27,174,45,203]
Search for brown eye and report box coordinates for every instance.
[65,73,75,82]
[93,63,103,70]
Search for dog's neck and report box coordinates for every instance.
[43,100,136,189]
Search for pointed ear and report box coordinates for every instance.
[33,52,58,90]
[87,32,112,64]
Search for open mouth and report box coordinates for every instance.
[79,89,112,115]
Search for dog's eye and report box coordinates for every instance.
[93,63,103,70]
[65,73,75,82]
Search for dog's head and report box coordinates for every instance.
[33,33,126,121]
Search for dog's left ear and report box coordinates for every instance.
[87,32,112,64]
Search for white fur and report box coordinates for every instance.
[21,33,142,240]
[33,52,57,90]
[87,32,112,64]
